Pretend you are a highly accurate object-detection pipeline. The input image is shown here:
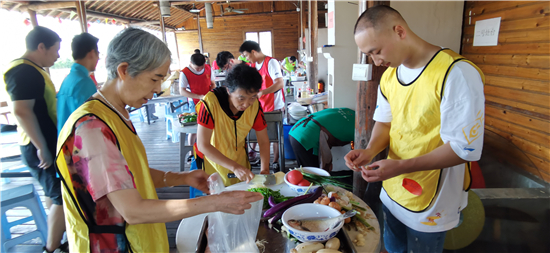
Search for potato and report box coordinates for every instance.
[295,242,324,253]
[325,237,340,250]
[316,250,342,253]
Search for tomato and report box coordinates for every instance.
[287,170,303,185]
[298,179,311,186]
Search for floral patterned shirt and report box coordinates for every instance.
[60,115,136,252]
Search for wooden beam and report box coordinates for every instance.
[192,10,297,19]
[130,21,161,26]
[75,0,87,33]
[22,1,76,11]
[27,9,38,27]
[353,0,390,201]
[172,5,191,14]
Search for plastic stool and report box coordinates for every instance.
[1,184,48,252]
[166,113,181,143]
[189,158,207,198]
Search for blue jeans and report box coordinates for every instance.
[383,205,447,253]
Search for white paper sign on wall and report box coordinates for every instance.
[473,17,501,46]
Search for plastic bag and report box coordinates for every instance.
[207,173,264,253]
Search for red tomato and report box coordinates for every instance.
[287,170,303,185]
[298,179,311,186]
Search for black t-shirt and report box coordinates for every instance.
[5,60,58,148]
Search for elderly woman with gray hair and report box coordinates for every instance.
[55,28,262,252]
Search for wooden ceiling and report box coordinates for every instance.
[0,1,321,31]
[0,1,206,30]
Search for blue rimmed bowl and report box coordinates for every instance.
[284,167,330,194]
[281,203,344,242]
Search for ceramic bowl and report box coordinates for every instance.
[284,167,330,194]
[282,203,344,242]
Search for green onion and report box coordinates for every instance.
[301,172,353,190]
[355,215,374,230]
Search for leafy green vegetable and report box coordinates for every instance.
[299,169,353,190]
[247,187,293,209]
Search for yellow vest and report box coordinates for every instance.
[197,91,260,186]
[380,49,484,212]
[5,59,57,145]
[56,100,169,253]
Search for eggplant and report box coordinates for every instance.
[269,211,284,224]
[263,187,324,218]
[268,196,278,207]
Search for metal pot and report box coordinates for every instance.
[307,103,325,114]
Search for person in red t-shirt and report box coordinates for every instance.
[180,53,216,157]
[239,41,285,171]
[179,53,216,106]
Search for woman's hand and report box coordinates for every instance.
[182,170,210,194]
[232,165,255,183]
[213,191,264,214]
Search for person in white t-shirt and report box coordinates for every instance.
[239,41,285,171]
[345,6,485,253]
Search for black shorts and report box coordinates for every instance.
[20,143,62,205]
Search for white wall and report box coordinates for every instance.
[391,1,464,53]
[323,1,361,110]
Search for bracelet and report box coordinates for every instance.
[163,171,173,188]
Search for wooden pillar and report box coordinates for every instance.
[173,31,181,66]
[158,2,167,43]
[28,9,38,27]
[307,0,318,90]
[352,0,389,199]
[159,16,167,43]
[197,14,203,52]
[299,0,304,51]
[75,0,88,33]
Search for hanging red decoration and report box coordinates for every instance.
[112,19,116,24]
[87,23,91,28]
[23,19,31,26]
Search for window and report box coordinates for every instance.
[245,31,272,57]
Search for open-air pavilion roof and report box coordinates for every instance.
[0,1,210,30]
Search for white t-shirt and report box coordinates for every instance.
[255,58,284,111]
[373,61,485,233]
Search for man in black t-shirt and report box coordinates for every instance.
[4,26,67,253]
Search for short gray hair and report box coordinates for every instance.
[105,27,171,80]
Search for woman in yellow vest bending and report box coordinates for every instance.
[195,63,271,186]
[55,28,262,253]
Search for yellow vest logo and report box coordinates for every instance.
[462,110,484,145]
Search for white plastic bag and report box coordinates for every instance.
[207,173,263,253]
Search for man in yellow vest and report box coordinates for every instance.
[195,63,271,186]
[4,26,67,253]
[345,6,485,253]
